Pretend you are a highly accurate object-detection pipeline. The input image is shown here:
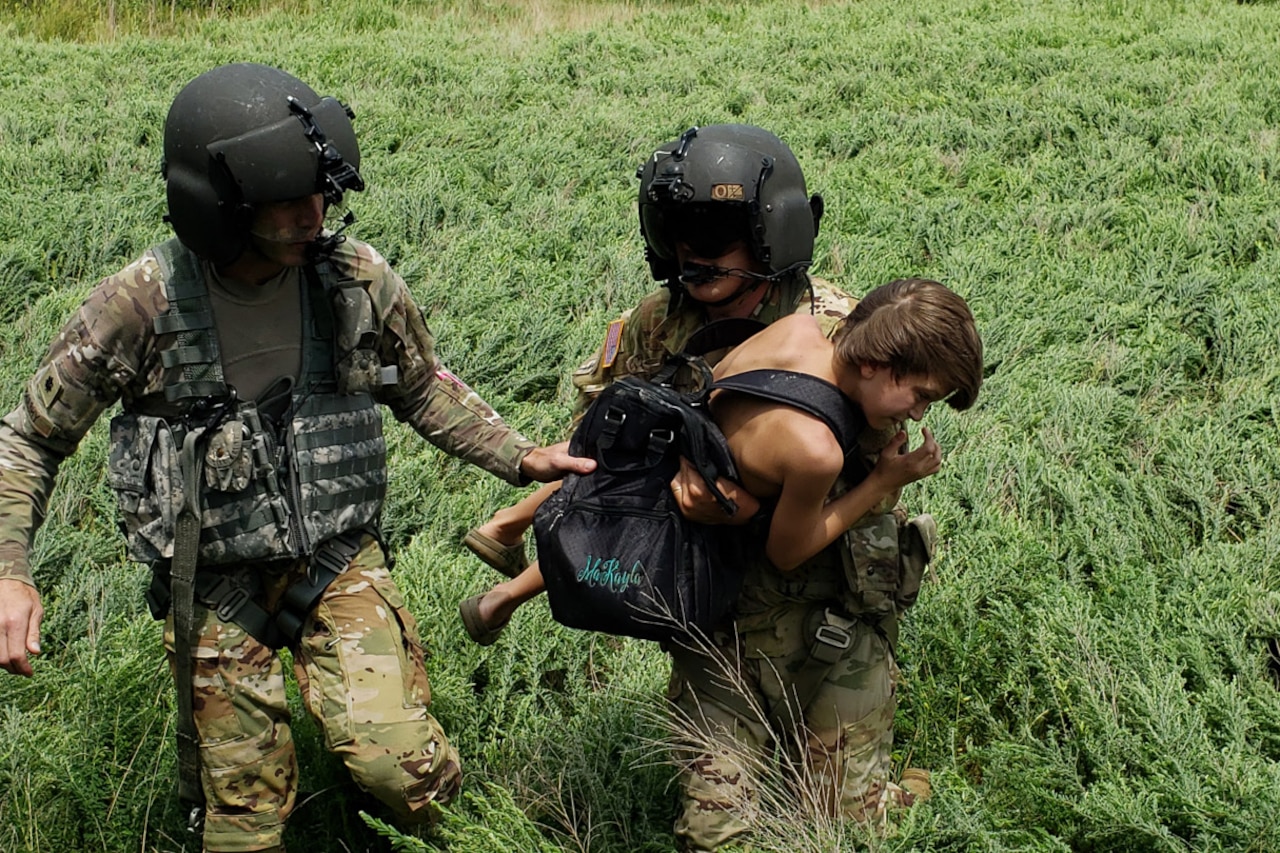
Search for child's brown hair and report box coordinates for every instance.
[834,278,984,410]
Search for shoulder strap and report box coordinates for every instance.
[711,369,864,454]
[152,238,229,402]
[301,262,337,386]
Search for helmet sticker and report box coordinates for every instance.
[710,184,745,201]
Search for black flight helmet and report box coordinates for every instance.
[636,124,822,285]
[162,62,364,266]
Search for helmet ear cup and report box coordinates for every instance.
[810,193,825,237]
[163,153,251,266]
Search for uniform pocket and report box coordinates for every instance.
[368,569,433,710]
[841,512,899,617]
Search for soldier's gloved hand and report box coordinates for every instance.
[0,578,44,677]
[670,456,761,525]
[519,440,596,483]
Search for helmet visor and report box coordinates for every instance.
[206,97,362,205]
[643,202,750,261]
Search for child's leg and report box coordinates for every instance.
[463,482,562,576]
[459,560,548,645]
[478,560,547,627]
[477,482,561,544]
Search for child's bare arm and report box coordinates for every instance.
[765,427,942,571]
[669,456,762,525]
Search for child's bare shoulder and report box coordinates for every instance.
[768,406,846,477]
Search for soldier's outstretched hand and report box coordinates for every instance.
[519,441,597,482]
[0,579,43,677]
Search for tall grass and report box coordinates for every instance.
[0,0,1278,850]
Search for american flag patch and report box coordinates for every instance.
[601,319,625,369]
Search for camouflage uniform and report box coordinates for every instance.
[570,276,917,850]
[0,236,533,851]
[568,275,855,417]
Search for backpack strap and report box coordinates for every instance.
[711,369,864,454]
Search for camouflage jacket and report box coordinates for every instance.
[569,274,857,416]
[0,236,534,586]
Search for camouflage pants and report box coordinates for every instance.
[162,535,461,852]
[667,611,898,851]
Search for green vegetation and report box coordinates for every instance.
[1,0,1279,850]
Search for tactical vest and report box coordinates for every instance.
[105,238,391,567]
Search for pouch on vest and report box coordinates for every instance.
[331,283,396,394]
[840,512,900,619]
[107,413,185,564]
[896,513,936,611]
[203,419,251,492]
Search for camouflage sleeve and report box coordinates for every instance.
[0,421,63,587]
[0,255,161,585]
[805,275,858,338]
[567,308,636,428]
[348,241,534,485]
[568,288,682,425]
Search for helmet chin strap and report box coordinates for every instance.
[678,261,805,309]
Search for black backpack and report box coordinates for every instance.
[534,343,864,643]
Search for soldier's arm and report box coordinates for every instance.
[0,578,43,676]
[363,258,540,485]
[0,263,151,674]
[0,404,70,677]
[0,262,153,584]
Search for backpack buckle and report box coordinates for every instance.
[205,575,252,623]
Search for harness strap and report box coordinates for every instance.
[764,608,854,732]
[765,607,896,734]
[275,531,364,644]
[147,532,365,650]
[172,428,206,831]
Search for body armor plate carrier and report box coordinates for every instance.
[105,238,390,568]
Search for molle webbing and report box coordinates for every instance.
[153,239,228,402]
[140,239,386,566]
[292,392,386,549]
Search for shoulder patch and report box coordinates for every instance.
[600,319,625,369]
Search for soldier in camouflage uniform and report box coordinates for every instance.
[458,126,956,850]
[458,125,858,635]
[0,63,592,853]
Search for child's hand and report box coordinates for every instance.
[874,426,942,488]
